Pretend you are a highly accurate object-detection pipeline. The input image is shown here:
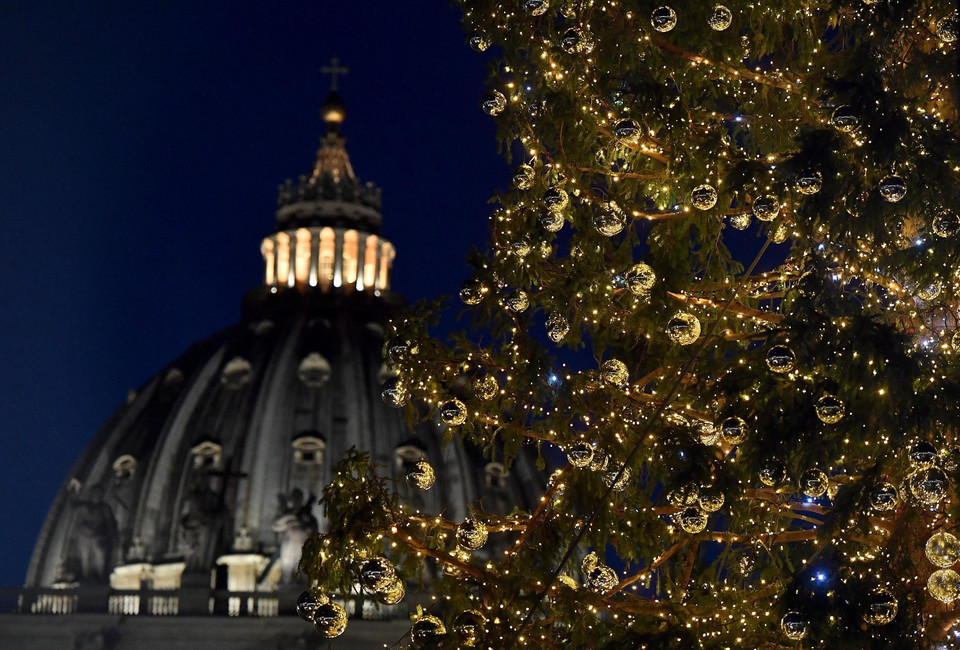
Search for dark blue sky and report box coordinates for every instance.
[0,2,506,586]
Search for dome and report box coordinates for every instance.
[27,293,541,591]
[20,83,544,637]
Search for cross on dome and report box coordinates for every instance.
[321,57,348,92]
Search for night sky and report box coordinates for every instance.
[0,2,506,587]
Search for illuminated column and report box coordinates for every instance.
[342,230,358,292]
[276,232,291,288]
[261,238,276,286]
[363,235,379,294]
[309,227,320,287]
[318,228,335,292]
[333,229,343,289]
[355,234,367,291]
[377,241,394,293]
[294,228,311,287]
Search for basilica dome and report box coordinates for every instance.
[21,91,543,639]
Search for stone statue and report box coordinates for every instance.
[272,488,317,584]
[179,476,221,570]
[65,486,118,583]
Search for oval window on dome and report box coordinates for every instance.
[485,462,508,490]
[164,368,184,387]
[297,353,332,389]
[191,441,223,470]
[112,455,137,482]
[394,443,426,473]
[220,357,253,389]
[292,433,326,466]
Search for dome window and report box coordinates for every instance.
[220,357,253,389]
[191,441,223,470]
[394,443,425,473]
[297,353,332,389]
[112,455,137,482]
[164,368,184,386]
[485,462,507,490]
[292,434,326,465]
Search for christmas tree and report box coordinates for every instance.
[298,0,960,647]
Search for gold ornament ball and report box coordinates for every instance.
[752,195,780,221]
[313,602,348,639]
[567,441,595,468]
[831,105,859,132]
[729,213,751,230]
[546,311,569,343]
[296,589,329,622]
[691,184,718,210]
[359,556,396,593]
[513,164,536,190]
[868,482,898,511]
[862,587,898,626]
[601,358,629,387]
[625,262,656,294]
[917,282,942,302]
[910,467,949,505]
[720,416,748,445]
[560,27,586,53]
[503,288,530,313]
[381,378,407,408]
[456,517,489,551]
[453,610,487,647]
[613,118,641,145]
[651,6,677,32]
[708,4,732,30]
[953,330,960,353]
[523,0,550,16]
[909,441,938,467]
[586,564,619,592]
[603,466,631,492]
[439,398,468,426]
[508,237,532,258]
[780,611,809,641]
[481,90,506,116]
[406,459,436,490]
[697,420,720,446]
[878,174,907,202]
[926,531,960,568]
[800,468,829,498]
[543,187,569,212]
[410,614,447,647]
[928,569,960,603]
[594,200,627,236]
[796,170,822,195]
[377,577,405,605]
[468,32,491,52]
[581,550,600,573]
[460,277,487,305]
[474,373,498,400]
[668,483,700,508]
[815,394,845,424]
[698,486,725,513]
[770,222,790,244]
[937,16,958,43]
[766,344,796,373]
[933,211,960,237]
[759,459,786,487]
[540,211,564,232]
[678,507,708,533]
[666,311,701,345]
